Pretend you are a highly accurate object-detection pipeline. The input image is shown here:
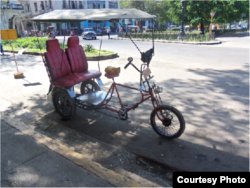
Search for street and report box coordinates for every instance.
[1,35,249,186]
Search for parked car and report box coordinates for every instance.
[82,28,96,40]
[96,28,103,36]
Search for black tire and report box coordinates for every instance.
[150,105,185,139]
[80,79,101,94]
[53,88,76,120]
[94,37,97,40]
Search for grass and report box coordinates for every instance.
[2,46,23,51]
[2,37,115,56]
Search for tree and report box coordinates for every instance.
[167,1,224,34]
[220,1,249,29]
[166,0,249,34]
[119,0,171,30]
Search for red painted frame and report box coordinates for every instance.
[97,78,167,121]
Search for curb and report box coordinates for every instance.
[4,50,118,60]
[1,99,142,187]
[87,53,118,61]
[111,37,222,45]
[3,50,19,53]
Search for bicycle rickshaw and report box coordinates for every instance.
[31,9,185,139]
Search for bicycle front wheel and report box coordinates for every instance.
[150,105,185,139]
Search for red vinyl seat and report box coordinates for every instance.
[105,73,119,79]
[65,36,101,79]
[44,39,85,88]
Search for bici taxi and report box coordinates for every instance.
[31,8,185,139]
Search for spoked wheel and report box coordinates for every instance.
[80,79,101,94]
[53,89,76,120]
[150,105,185,139]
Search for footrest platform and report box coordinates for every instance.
[76,91,113,106]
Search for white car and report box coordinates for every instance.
[82,28,97,40]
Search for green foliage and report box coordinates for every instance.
[119,0,170,24]
[145,29,166,33]
[121,31,213,42]
[0,0,8,4]
[219,1,249,28]
[166,1,249,32]
[2,37,115,56]
[171,27,180,31]
[84,44,94,52]
[2,37,48,51]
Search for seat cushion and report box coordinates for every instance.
[66,36,88,73]
[52,73,86,88]
[105,73,119,79]
[75,70,102,80]
[45,39,72,81]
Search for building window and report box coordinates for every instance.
[41,1,44,10]
[62,0,66,9]
[103,4,105,8]
[34,2,37,11]
[98,4,100,9]
[49,0,52,9]
[79,1,83,9]
[87,1,92,9]
[109,1,118,9]
[75,1,78,9]
[45,1,47,7]
[26,4,30,12]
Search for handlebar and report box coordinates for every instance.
[124,57,133,69]
[124,62,131,69]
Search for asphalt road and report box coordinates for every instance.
[1,36,249,176]
[57,35,249,68]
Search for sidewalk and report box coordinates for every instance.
[0,99,148,187]
[1,120,113,187]
[1,98,167,187]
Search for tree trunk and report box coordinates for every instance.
[139,20,143,33]
[201,22,204,34]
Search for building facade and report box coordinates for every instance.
[1,0,121,34]
[1,0,152,35]
[1,0,25,34]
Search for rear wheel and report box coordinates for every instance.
[80,79,101,94]
[53,88,76,120]
[150,105,185,139]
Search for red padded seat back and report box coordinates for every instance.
[44,39,71,81]
[66,36,88,73]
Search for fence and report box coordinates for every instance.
[118,32,215,42]
[213,28,249,37]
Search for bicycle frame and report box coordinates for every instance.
[97,79,152,114]
[95,76,167,122]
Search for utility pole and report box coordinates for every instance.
[177,0,186,40]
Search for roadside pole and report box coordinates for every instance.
[209,11,216,40]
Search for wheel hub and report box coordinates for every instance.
[162,118,171,127]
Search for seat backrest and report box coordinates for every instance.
[65,36,88,73]
[44,39,71,81]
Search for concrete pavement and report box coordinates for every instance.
[0,36,249,185]
[1,120,113,187]
[2,95,162,187]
